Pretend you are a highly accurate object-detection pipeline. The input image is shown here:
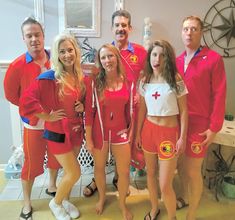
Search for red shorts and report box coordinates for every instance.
[103,125,129,145]
[46,128,84,155]
[185,116,209,158]
[21,127,61,180]
[141,119,179,160]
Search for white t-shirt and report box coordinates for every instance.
[139,80,188,116]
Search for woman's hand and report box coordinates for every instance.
[134,93,140,105]
[175,137,186,156]
[48,109,66,122]
[75,101,84,113]
[36,109,66,122]
[135,134,142,150]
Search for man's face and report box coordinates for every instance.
[22,23,44,54]
[181,19,203,49]
[112,16,132,43]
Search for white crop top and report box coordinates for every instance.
[139,80,188,116]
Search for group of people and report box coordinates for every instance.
[4,9,226,220]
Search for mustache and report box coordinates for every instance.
[116,30,126,35]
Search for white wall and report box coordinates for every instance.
[0,0,234,163]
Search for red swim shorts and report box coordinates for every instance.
[141,119,179,160]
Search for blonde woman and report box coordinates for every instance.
[20,33,85,220]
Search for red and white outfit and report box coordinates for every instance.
[139,80,188,160]
[4,51,60,180]
[85,78,134,151]
[176,46,226,158]
[19,70,84,155]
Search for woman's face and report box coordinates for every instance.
[58,40,76,72]
[150,45,164,73]
[99,47,118,73]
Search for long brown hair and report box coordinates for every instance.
[142,39,178,92]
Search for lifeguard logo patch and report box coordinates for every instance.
[159,141,174,158]
[130,55,138,63]
[191,141,202,154]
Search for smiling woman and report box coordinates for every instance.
[58,0,101,37]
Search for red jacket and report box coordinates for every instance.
[176,47,226,132]
[85,77,134,149]
[19,70,84,143]
[4,51,50,106]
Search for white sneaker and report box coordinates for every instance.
[49,198,71,220]
[62,200,80,219]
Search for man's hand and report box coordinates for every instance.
[199,129,216,148]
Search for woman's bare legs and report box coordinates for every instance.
[54,151,81,205]
[63,146,81,200]
[93,144,109,215]
[144,152,159,220]
[159,158,177,220]
[112,143,133,220]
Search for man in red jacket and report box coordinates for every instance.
[4,17,60,220]
[176,16,226,220]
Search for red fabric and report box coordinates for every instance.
[120,43,147,168]
[4,52,50,106]
[184,116,210,158]
[120,43,147,93]
[141,119,179,160]
[85,79,133,150]
[4,51,59,180]
[20,70,84,154]
[21,127,60,180]
[176,47,226,133]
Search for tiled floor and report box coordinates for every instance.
[0,165,148,201]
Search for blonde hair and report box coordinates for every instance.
[51,33,85,98]
[96,43,126,96]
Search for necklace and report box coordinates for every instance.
[34,52,49,73]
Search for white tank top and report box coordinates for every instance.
[139,80,188,116]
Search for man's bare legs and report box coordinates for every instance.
[185,157,204,220]
[47,168,58,193]
[20,167,58,220]
[19,180,34,220]
[178,155,204,220]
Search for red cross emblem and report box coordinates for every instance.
[121,132,127,140]
[152,91,160,99]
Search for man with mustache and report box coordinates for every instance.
[83,9,147,197]
[4,17,60,220]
